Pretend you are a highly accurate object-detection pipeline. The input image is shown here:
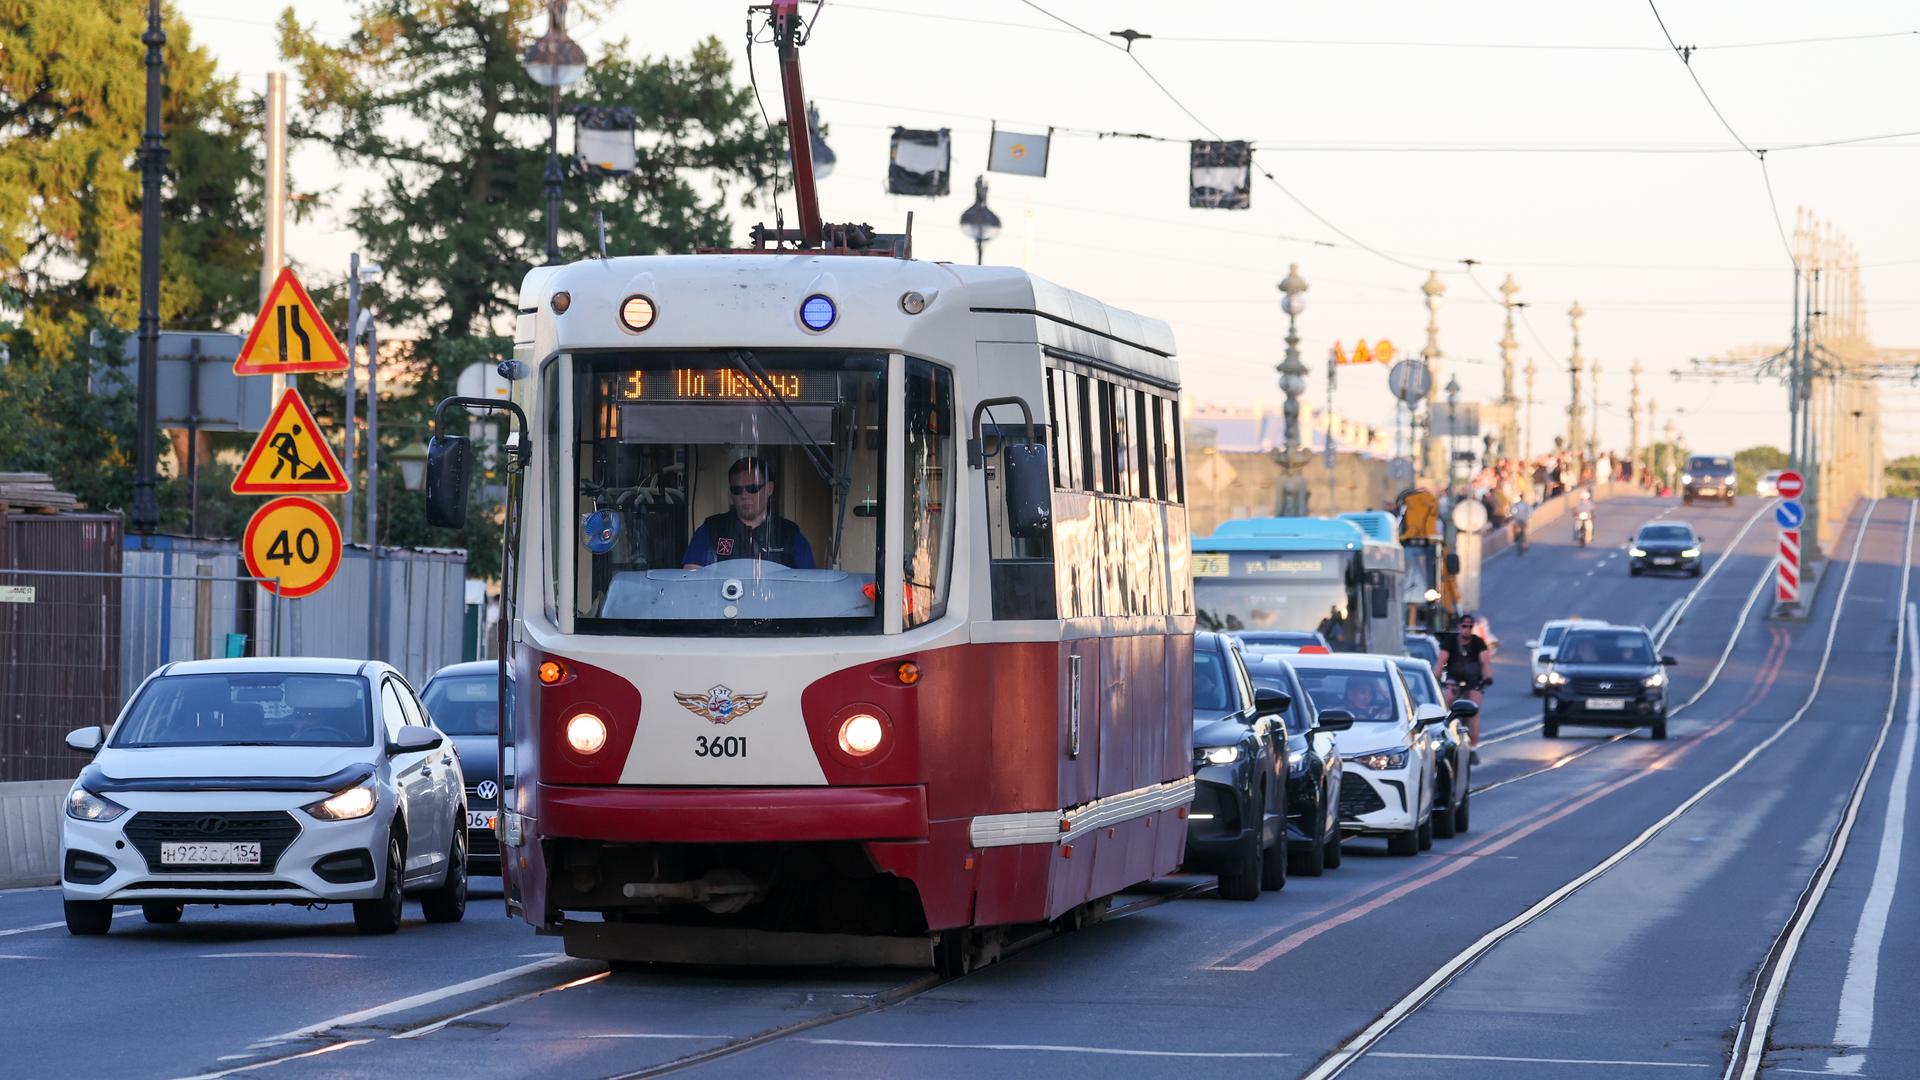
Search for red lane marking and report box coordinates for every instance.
[1213,625,1795,972]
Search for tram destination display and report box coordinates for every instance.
[612,367,840,403]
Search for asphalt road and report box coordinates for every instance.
[7,494,1918,1079]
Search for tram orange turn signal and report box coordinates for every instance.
[538,660,569,685]
[896,661,920,686]
[838,713,885,756]
[566,713,607,755]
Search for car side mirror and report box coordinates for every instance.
[1661,655,1678,667]
[1449,699,1480,718]
[1314,708,1354,732]
[388,725,444,756]
[1525,639,1540,650]
[65,727,103,755]
[424,434,473,529]
[1414,702,1448,728]
[1252,686,1292,717]
[1002,441,1053,539]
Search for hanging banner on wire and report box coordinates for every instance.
[1189,140,1251,209]
[888,127,952,196]
[987,123,1051,177]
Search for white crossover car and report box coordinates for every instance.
[60,658,468,935]
[1529,618,1600,695]
[1287,654,1441,856]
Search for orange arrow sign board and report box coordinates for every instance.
[234,268,349,375]
[244,497,343,598]
[232,388,350,494]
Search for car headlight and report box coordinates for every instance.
[1725,474,1737,484]
[1630,547,1648,557]
[1643,672,1668,689]
[1288,752,1309,776]
[1681,473,1693,484]
[303,781,378,821]
[1545,671,1567,686]
[1534,672,1549,685]
[1352,747,1410,771]
[1681,547,1701,558]
[1196,745,1241,767]
[66,787,127,822]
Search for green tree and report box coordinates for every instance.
[0,1,260,523]
[277,0,783,565]
[1734,445,1789,494]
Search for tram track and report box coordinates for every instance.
[1298,499,1895,1080]
[1723,499,1918,1080]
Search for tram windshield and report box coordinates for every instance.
[1193,551,1361,648]
[559,350,953,636]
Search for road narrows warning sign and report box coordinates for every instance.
[244,497,343,598]
[234,268,350,375]
[232,388,350,494]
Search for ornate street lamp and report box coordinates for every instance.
[1445,374,1462,484]
[395,441,431,493]
[523,0,588,264]
[958,175,1001,265]
[1276,264,1311,515]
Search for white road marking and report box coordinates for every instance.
[1824,599,1920,1076]
[200,952,360,960]
[1728,504,1916,1080]
[1655,498,1779,651]
[0,953,46,960]
[0,910,137,937]
[391,970,609,1039]
[585,1033,737,1041]
[170,1040,370,1080]
[248,955,575,1048]
[800,1038,1292,1059]
[1371,1051,1709,1069]
[1302,500,1881,1080]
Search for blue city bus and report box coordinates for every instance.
[1192,514,1407,655]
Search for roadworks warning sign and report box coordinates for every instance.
[232,388,350,495]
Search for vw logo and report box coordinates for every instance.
[475,780,499,802]
[193,816,229,834]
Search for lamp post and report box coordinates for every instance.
[1276,264,1310,515]
[523,0,587,265]
[1589,356,1602,468]
[395,442,430,493]
[1498,274,1521,460]
[1664,418,1678,490]
[959,175,1001,265]
[1523,357,1538,461]
[1421,271,1447,478]
[1629,360,1643,484]
[132,0,168,534]
[1444,374,1461,486]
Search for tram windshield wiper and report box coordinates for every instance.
[725,349,849,496]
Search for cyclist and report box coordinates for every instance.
[1510,496,1532,555]
[1438,613,1494,762]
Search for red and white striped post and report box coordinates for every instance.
[1778,529,1801,604]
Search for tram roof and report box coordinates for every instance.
[1337,511,1400,545]
[520,255,1178,389]
[1195,516,1370,553]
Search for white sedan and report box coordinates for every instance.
[60,657,468,935]
[1288,653,1441,856]
[1757,470,1783,497]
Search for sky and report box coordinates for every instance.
[178,0,1920,460]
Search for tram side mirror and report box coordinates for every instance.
[425,434,473,529]
[1003,441,1053,539]
[1370,584,1391,620]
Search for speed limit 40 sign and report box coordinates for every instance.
[244,496,343,598]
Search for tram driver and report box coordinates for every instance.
[681,456,817,570]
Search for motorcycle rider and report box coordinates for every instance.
[1573,487,1595,546]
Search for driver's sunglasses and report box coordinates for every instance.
[729,482,767,495]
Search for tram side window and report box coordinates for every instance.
[983,412,1057,621]
[1161,395,1185,503]
[1135,389,1159,501]
[543,359,562,623]
[1046,367,1082,490]
[1104,382,1133,498]
[904,359,954,629]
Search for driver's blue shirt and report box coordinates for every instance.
[682,511,816,569]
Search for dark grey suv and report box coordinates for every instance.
[1541,626,1677,740]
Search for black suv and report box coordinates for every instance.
[1541,626,1677,739]
[1186,633,1293,900]
[1682,454,1737,506]
[1630,522,1703,578]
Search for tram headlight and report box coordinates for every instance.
[838,713,885,756]
[566,713,608,755]
[619,294,656,333]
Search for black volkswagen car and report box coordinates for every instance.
[1541,625,1677,740]
[1630,522,1703,577]
[1186,633,1293,900]
[421,662,515,876]
[1244,655,1351,876]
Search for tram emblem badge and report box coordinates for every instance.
[674,684,767,725]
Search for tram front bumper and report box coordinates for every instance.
[539,783,930,843]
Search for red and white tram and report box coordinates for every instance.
[436,256,1196,968]
[423,0,1195,969]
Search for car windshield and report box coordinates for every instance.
[421,674,515,743]
[1405,636,1438,665]
[1292,667,1401,723]
[1193,649,1236,712]
[112,673,372,748]
[1395,663,1443,707]
[1689,456,1732,471]
[1246,666,1313,735]
[1237,631,1323,647]
[1556,631,1656,666]
[1542,624,1571,648]
[1639,525,1693,543]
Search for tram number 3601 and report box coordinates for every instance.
[694,734,747,758]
